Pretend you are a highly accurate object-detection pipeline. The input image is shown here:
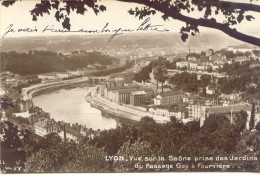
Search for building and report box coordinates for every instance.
[200,103,254,128]
[59,128,81,142]
[148,106,184,119]
[154,91,183,106]
[105,81,124,89]
[34,118,59,137]
[234,56,251,63]
[227,46,254,53]
[12,110,32,118]
[56,73,71,79]
[196,64,207,71]
[105,86,138,104]
[157,88,172,94]
[176,61,189,69]
[106,90,117,103]
[99,83,106,96]
[38,74,58,81]
[206,86,215,95]
[130,91,147,106]
[211,64,221,71]
[1,111,7,122]
[69,70,82,76]
[111,75,125,82]
[116,89,133,104]
[189,62,198,70]
[29,111,50,124]
[187,56,197,61]
[142,88,155,100]
[187,105,206,121]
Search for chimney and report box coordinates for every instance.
[161,81,164,93]
[63,125,66,141]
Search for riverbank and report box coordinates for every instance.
[90,101,139,126]
[32,85,121,131]
[87,87,170,124]
[22,76,94,100]
[31,80,95,98]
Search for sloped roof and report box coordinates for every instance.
[34,118,57,129]
[206,103,252,114]
[66,128,81,138]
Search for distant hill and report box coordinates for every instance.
[0,51,115,75]
[0,32,249,53]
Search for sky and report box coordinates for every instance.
[0,0,260,39]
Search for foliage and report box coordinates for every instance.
[113,140,157,172]
[249,103,255,131]
[169,72,211,92]
[220,61,252,77]
[0,96,19,120]
[91,60,134,76]
[2,0,259,46]
[9,111,258,173]
[134,58,177,83]
[89,123,139,155]
[37,133,62,149]
[218,62,260,94]
[256,122,260,131]
[0,51,114,75]
[0,121,27,173]
[134,60,158,82]
[25,141,109,173]
[235,110,248,132]
[199,115,240,154]
[0,96,14,110]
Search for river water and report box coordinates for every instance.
[32,86,118,130]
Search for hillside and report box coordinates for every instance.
[0,50,115,75]
[0,32,247,53]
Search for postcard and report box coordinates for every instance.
[0,0,259,173]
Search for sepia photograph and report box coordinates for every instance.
[0,0,260,173]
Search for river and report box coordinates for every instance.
[32,86,118,130]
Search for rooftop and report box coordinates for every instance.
[159,91,184,97]
[151,103,188,112]
[106,85,139,91]
[131,91,146,95]
[206,103,252,114]
[34,118,57,129]
[66,128,81,138]
[117,89,137,94]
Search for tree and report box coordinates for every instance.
[199,115,241,153]
[235,110,248,132]
[113,140,156,172]
[2,0,260,46]
[37,132,62,149]
[25,141,109,173]
[153,65,168,83]
[0,121,26,173]
[249,103,255,131]
[256,121,260,131]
